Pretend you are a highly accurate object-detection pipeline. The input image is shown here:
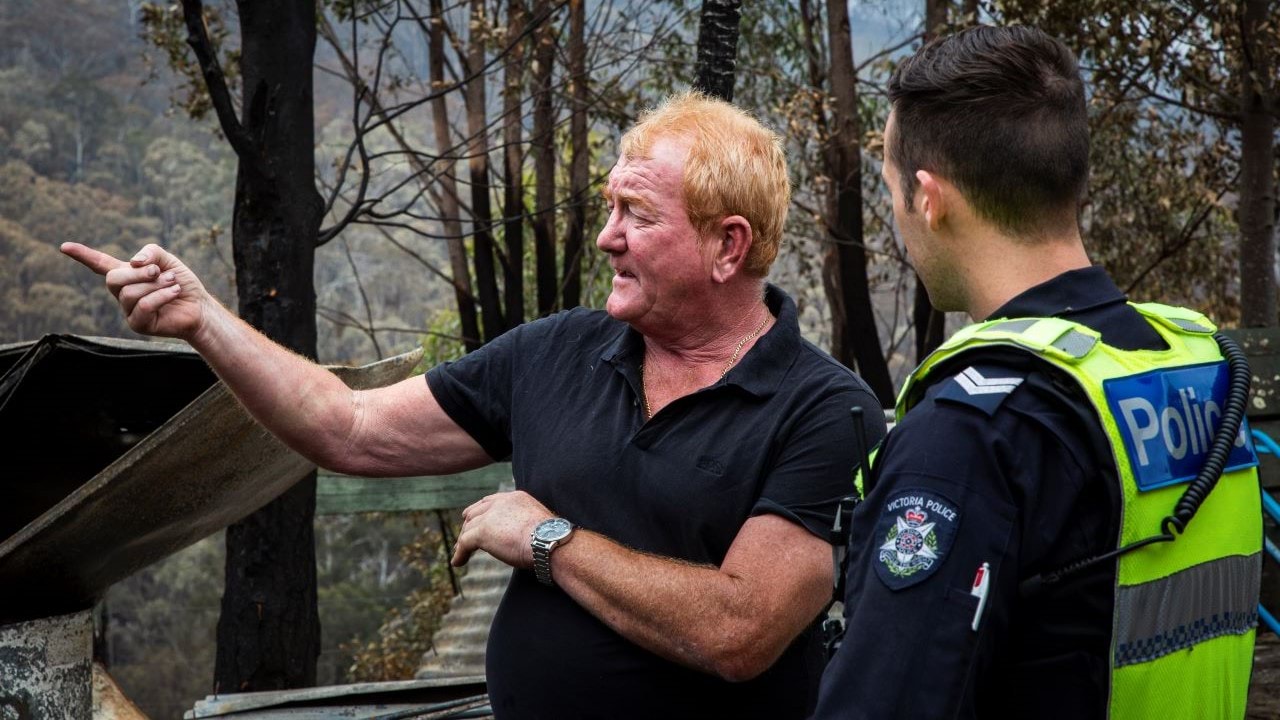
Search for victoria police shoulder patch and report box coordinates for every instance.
[873,488,961,591]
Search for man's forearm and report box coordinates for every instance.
[553,531,760,678]
[60,240,475,477]
[550,515,831,682]
[188,300,358,470]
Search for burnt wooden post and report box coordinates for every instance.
[0,610,93,718]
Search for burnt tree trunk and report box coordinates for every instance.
[798,0,842,372]
[925,0,949,35]
[430,0,481,351]
[502,0,527,327]
[824,0,894,404]
[531,0,558,316]
[466,0,506,341]
[182,0,323,692]
[914,0,950,362]
[563,0,588,309]
[692,0,742,102]
[1239,0,1277,328]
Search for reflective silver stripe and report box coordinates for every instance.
[987,319,1038,334]
[1050,329,1097,359]
[1168,317,1213,333]
[1114,553,1261,668]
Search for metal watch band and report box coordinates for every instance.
[532,537,556,585]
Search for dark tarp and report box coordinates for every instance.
[0,335,420,624]
[0,335,216,543]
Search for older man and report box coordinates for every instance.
[65,92,884,718]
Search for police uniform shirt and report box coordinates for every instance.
[813,266,1168,719]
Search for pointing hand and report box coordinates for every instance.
[61,242,212,341]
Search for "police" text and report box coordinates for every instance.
[1117,386,1247,467]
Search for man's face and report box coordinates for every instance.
[596,136,715,329]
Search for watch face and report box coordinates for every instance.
[535,518,572,542]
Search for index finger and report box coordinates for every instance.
[61,242,126,276]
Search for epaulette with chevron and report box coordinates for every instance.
[933,364,1028,416]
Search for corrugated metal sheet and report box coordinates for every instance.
[416,550,511,679]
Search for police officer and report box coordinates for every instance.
[813,25,1262,719]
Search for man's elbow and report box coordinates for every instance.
[291,389,370,474]
[712,655,773,683]
[307,433,386,477]
[311,444,360,476]
[706,624,787,683]
[711,650,781,683]
[283,420,365,476]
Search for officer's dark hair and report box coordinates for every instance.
[887,25,1089,238]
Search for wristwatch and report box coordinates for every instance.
[531,517,575,586]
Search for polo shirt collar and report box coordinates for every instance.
[987,265,1128,320]
[599,284,800,398]
[730,284,799,397]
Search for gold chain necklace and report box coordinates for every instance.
[640,310,771,420]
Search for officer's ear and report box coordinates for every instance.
[709,215,752,283]
[915,169,947,232]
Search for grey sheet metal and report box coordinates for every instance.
[184,676,488,718]
[0,345,422,624]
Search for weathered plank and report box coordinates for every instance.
[1224,327,1280,420]
[1253,421,1280,490]
[315,464,512,514]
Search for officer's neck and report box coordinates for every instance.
[954,224,1092,322]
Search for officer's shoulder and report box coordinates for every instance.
[924,349,1054,418]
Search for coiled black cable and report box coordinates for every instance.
[1021,331,1253,598]
[1161,332,1251,536]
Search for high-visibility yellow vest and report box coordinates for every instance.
[892,303,1262,718]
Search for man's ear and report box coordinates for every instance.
[710,215,752,283]
[916,169,947,232]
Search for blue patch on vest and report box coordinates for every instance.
[1104,360,1259,492]
[873,488,961,590]
[934,364,1027,416]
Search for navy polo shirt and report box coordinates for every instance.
[815,266,1168,720]
[428,284,885,719]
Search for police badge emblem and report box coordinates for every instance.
[873,488,960,590]
[880,506,938,576]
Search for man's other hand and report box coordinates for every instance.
[453,490,554,570]
[62,242,211,341]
